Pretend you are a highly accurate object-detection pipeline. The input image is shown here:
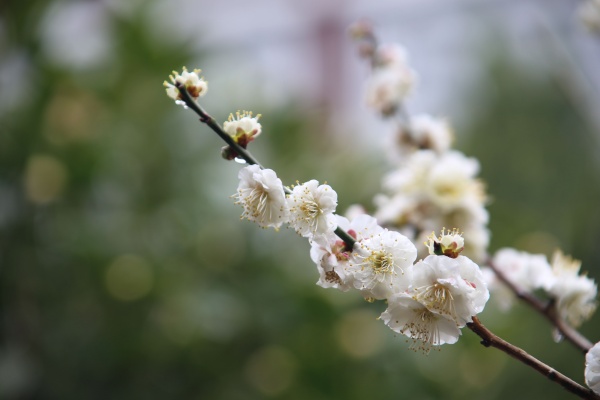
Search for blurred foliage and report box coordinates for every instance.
[1,1,600,400]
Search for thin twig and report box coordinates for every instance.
[487,258,593,354]
[175,82,264,168]
[174,83,356,249]
[467,317,599,400]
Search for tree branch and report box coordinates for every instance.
[467,317,599,399]
[487,258,593,354]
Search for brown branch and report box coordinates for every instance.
[487,259,593,354]
[467,317,599,400]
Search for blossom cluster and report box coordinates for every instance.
[356,39,489,263]
[165,37,599,394]
[352,32,600,394]
[485,248,597,329]
[233,161,489,351]
[233,165,338,237]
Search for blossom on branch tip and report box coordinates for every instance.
[164,67,207,103]
[586,341,600,394]
[233,165,289,229]
[287,180,337,238]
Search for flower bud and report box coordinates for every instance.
[425,228,464,258]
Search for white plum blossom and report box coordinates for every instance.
[365,44,416,116]
[287,180,337,238]
[341,213,384,241]
[381,150,484,211]
[455,256,490,316]
[344,204,368,220]
[346,229,417,300]
[389,114,454,160]
[310,214,383,291]
[223,110,262,141]
[164,67,207,104]
[586,341,600,395]
[425,151,484,211]
[365,67,414,116]
[381,150,437,194]
[381,293,462,352]
[373,193,416,227]
[233,165,289,229]
[221,111,263,160]
[487,248,598,324]
[409,114,453,153]
[486,248,554,311]
[410,255,489,327]
[375,149,489,262]
[492,248,554,292]
[547,250,597,327]
[310,231,354,291]
[379,233,488,350]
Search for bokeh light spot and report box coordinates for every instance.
[335,308,384,358]
[244,345,297,396]
[105,254,154,301]
[24,155,68,204]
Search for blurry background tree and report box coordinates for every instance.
[1,0,600,399]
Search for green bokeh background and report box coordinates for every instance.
[2,1,600,399]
